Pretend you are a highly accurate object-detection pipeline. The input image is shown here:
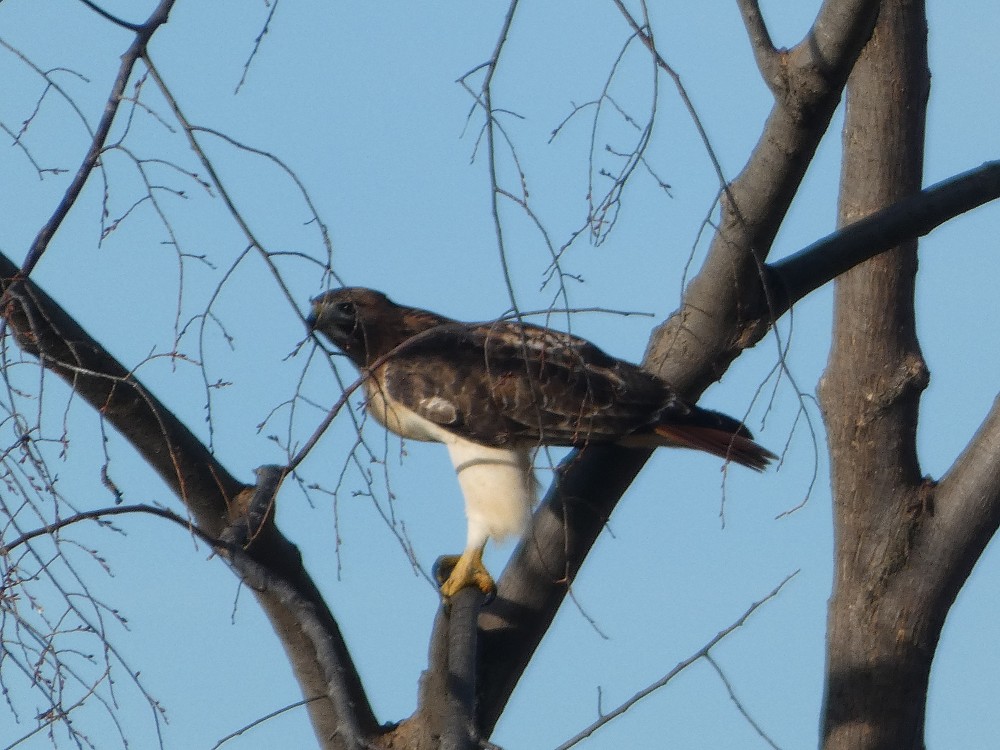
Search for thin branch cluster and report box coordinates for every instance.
[1,2,999,750]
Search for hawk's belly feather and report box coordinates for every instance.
[363,380,536,546]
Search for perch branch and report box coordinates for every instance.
[476,2,883,734]
[441,589,487,750]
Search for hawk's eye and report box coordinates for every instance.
[335,301,356,316]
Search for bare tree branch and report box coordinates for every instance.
[645,0,882,393]
[735,0,785,95]
[19,0,176,278]
[769,161,1000,314]
[929,395,1000,607]
[0,251,243,527]
[1,503,203,554]
[552,572,797,750]
[77,0,145,31]
[222,532,376,750]
[0,254,377,748]
[212,698,320,750]
[141,55,304,321]
[441,590,486,750]
[3,469,383,749]
[705,653,783,750]
[476,2,882,735]
[610,0,730,191]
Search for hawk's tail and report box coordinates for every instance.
[652,410,776,472]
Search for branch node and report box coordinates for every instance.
[736,0,787,96]
[221,464,285,548]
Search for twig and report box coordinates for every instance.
[211,697,321,749]
[236,0,281,94]
[1,503,201,554]
[18,0,176,279]
[609,0,730,193]
[552,572,798,750]
[142,55,303,328]
[705,653,783,749]
[77,0,144,31]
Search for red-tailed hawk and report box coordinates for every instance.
[308,288,774,599]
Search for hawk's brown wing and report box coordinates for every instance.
[379,320,679,447]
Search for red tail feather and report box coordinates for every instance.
[652,424,776,471]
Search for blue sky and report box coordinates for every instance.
[1,2,999,748]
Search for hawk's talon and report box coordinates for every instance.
[434,549,496,604]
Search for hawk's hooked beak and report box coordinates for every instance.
[305,296,321,331]
[307,293,358,342]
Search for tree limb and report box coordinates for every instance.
[476,2,882,735]
[645,0,881,395]
[0,255,378,749]
[441,590,486,750]
[769,161,1000,314]
[221,506,377,750]
[929,395,1000,608]
[735,0,784,94]
[0,253,243,529]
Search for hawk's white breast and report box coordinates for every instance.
[362,378,536,546]
[362,380,452,442]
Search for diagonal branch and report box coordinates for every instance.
[644,0,883,394]
[19,0,176,279]
[0,253,378,748]
[477,444,649,732]
[0,252,242,528]
[553,572,797,750]
[768,161,1000,314]
[221,468,377,750]
[929,395,1000,605]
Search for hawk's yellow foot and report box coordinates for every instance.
[434,546,495,601]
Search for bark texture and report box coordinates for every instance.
[818,1,935,747]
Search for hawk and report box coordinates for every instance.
[308,287,774,599]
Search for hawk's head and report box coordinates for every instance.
[308,287,401,365]
[306,287,399,365]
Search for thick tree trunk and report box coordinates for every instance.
[818,1,933,748]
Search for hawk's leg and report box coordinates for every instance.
[434,543,495,601]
